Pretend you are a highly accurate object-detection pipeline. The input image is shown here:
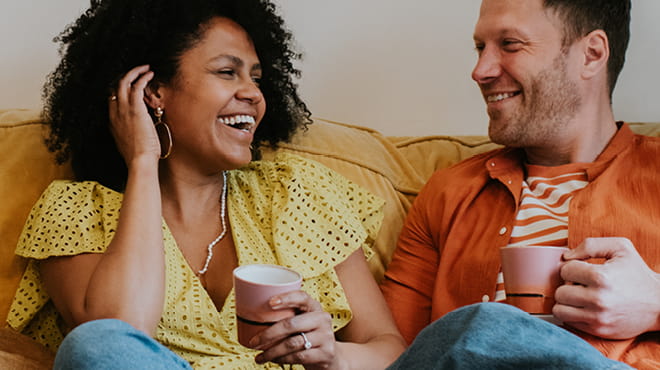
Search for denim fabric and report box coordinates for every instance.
[54,319,192,370]
[388,303,633,370]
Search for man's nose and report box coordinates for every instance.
[472,46,502,84]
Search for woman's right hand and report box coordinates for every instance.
[41,66,168,335]
[250,290,344,370]
[108,65,161,165]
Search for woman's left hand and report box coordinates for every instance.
[250,290,345,370]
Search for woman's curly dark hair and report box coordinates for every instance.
[44,0,312,191]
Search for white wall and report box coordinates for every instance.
[2,0,658,136]
[0,0,89,110]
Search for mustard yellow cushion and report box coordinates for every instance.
[390,135,501,185]
[628,122,660,137]
[0,327,54,369]
[0,110,73,323]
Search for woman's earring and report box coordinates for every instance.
[154,107,172,159]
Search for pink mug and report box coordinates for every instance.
[500,246,568,314]
[233,264,302,347]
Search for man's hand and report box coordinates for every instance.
[553,237,660,339]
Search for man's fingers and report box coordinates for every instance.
[563,237,633,261]
[553,300,590,323]
[560,259,607,287]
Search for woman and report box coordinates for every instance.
[7,0,405,368]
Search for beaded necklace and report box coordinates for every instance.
[197,171,227,275]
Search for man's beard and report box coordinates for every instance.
[488,54,582,148]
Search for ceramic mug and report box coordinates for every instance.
[500,245,569,314]
[233,264,302,347]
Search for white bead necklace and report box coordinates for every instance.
[197,171,228,275]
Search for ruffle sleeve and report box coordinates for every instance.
[271,154,383,275]
[14,180,122,259]
[8,181,122,342]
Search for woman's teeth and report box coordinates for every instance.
[218,115,256,131]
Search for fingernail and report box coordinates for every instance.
[255,354,263,364]
[269,297,282,307]
[248,336,259,348]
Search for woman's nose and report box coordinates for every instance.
[236,78,263,104]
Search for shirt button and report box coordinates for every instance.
[482,294,490,302]
[499,226,507,235]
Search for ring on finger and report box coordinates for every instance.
[299,332,312,350]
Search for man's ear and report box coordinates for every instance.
[581,29,609,80]
[143,80,166,110]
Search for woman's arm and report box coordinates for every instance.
[333,248,407,369]
[40,65,166,335]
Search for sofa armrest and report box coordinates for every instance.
[0,110,73,322]
[0,327,54,368]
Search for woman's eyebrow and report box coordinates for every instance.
[210,54,261,73]
[210,54,243,67]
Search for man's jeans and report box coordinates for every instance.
[388,302,633,370]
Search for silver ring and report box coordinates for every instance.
[300,332,312,350]
[110,95,118,101]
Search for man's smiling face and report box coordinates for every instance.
[471,0,582,148]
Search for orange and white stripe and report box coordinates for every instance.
[494,168,588,302]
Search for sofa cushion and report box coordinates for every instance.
[0,327,54,369]
[390,135,501,183]
[627,121,660,137]
[0,110,73,323]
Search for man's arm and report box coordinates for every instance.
[554,237,660,339]
[380,182,441,344]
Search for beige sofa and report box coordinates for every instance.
[1,108,658,368]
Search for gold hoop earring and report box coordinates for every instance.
[154,107,172,159]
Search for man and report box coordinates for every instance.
[381,0,659,368]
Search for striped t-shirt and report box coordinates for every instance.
[494,163,589,302]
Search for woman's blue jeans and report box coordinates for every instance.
[54,319,192,370]
[388,302,633,370]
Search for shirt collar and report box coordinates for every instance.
[485,122,634,185]
[585,122,632,181]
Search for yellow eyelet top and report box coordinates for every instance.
[7,153,384,369]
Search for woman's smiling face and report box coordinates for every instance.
[155,16,266,172]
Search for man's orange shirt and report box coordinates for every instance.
[381,124,660,369]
